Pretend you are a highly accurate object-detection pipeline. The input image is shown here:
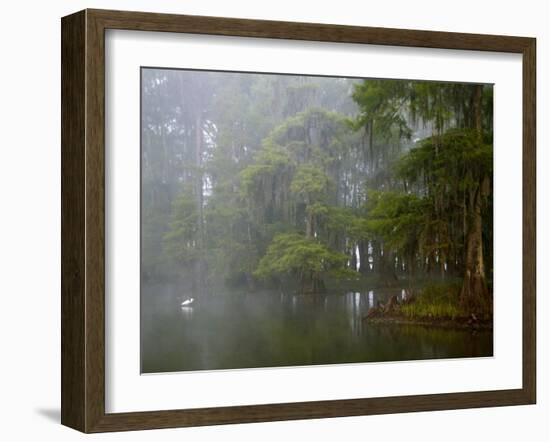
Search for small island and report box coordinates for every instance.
[363,283,492,331]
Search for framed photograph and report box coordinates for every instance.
[61,9,536,433]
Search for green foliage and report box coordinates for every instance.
[265,108,351,166]
[290,166,333,203]
[141,208,170,277]
[240,145,293,189]
[400,283,467,320]
[365,191,426,253]
[306,202,330,218]
[351,79,412,139]
[142,69,493,303]
[162,190,200,264]
[319,206,368,243]
[394,129,493,265]
[254,233,347,280]
[398,128,493,191]
[203,192,258,282]
[409,82,454,132]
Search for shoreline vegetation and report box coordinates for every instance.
[362,282,493,330]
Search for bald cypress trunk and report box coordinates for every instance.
[300,270,326,294]
[460,84,489,311]
[358,240,369,275]
[460,181,489,310]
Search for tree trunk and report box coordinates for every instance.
[460,183,489,311]
[461,83,489,312]
[301,271,326,294]
[407,254,415,286]
[472,84,483,135]
[305,211,313,238]
[350,243,358,272]
[194,114,206,292]
[465,84,485,298]
[358,240,370,275]
[439,249,446,280]
[379,245,398,286]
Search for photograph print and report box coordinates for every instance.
[140,68,493,374]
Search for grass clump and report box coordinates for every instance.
[400,282,467,320]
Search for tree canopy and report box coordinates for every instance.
[141,69,493,309]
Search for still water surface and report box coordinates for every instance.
[141,283,493,373]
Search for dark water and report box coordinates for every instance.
[141,284,493,373]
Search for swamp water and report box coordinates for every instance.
[141,283,493,373]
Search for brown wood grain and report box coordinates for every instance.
[61,10,86,432]
[522,38,537,403]
[90,8,532,52]
[61,8,537,433]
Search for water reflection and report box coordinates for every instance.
[180,306,194,319]
[141,283,493,373]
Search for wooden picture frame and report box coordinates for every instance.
[61,8,536,433]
